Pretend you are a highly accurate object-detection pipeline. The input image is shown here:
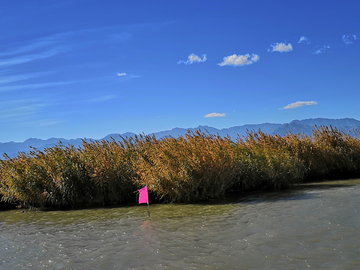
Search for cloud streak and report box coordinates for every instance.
[269,42,293,52]
[0,71,53,84]
[0,25,136,69]
[0,81,79,93]
[15,119,64,127]
[0,39,59,57]
[178,53,207,65]
[281,101,318,109]
[0,48,67,67]
[204,112,226,118]
[87,95,118,103]
[218,54,259,66]
[0,97,48,121]
[117,73,127,76]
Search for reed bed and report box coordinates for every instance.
[1,126,360,208]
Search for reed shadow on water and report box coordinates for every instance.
[224,178,359,206]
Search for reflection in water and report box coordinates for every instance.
[1,180,360,269]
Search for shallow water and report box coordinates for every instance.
[1,180,360,269]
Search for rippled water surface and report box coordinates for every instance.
[1,180,360,269]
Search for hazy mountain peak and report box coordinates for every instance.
[2,118,360,158]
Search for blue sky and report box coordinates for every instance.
[1,0,360,142]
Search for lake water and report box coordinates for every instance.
[1,180,360,269]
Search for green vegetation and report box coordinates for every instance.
[1,126,360,209]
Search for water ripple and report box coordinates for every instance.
[1,181,360,269]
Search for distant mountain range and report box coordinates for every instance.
[2,118,360,158]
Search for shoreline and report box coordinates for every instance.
[2,178,359,212]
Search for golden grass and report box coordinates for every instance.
[1,126,360,208]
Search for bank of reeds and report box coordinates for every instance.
[1,126,360,208]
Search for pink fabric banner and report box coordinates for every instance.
[138,186,149,204]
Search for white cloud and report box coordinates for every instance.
[204,112,226,118]
[298,36,310,44]
[281,101,318,109]
[342,34,357,45]
[314,45,330,54]
[177,53,207,65]
[116,73,140,81]
[269,42,293,52]
[218,54,259,66]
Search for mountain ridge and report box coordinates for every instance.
[2,117,360,158]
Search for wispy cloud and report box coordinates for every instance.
[342,34,358,45]
[0,25,135,68]
[0,71,53,84]
[116,73,140,81]
[0,48,67,67]
[298,36,310,44]
[178,53,207,65]
[0,39,59,57]
[269,42,293,52]
[313,45,330,54]
[0,105,40,120]
[16,119,64,127]
[0,81,78,93]
[281,101,318,110]
[0,96,63,128]
[218,54,259,66]
[87,95,118,103]
[204,112,226,118]
[0,98,47,120]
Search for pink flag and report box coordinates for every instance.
[138,186,149,204]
